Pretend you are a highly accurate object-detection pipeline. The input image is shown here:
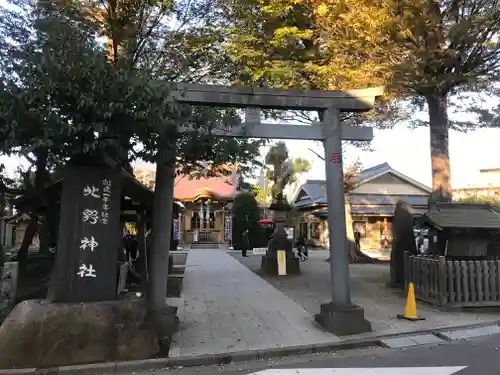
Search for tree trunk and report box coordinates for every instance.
[426,92,452,203]
[326,195,374,263]
[17,148,48,272]
[38,205,58,254]
[345,195,373,263]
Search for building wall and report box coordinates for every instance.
[294,170,430,251]
[351,174,429,196]
[180,202,229,243]
[352,217,392,250]
[14,221,40,249]
[299,214,392,251]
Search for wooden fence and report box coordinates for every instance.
[405,252,500,307]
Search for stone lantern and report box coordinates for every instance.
[260,182,300,275]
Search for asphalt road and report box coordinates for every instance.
[122,334,500,375]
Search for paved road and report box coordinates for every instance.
[169,249,336,358]
[122,334,500,375]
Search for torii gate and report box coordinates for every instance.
[150,83,383,336]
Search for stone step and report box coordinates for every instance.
[190,243,220,249]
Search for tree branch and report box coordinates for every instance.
[308,148,324,161]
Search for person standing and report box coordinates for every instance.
[354,229,361,250]
[241,229,250,257]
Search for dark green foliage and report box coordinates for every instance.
[231,192,263,250]
[455,194,500,212]
[0,0,264,174]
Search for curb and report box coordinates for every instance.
[3,320,500,375]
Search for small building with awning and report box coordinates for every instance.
[421,202,500,257]
[291,163,431,251]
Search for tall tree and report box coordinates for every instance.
[231,192,263,250]
[264,142,311,203]
[221,0,500,203]
[0,0,264,301]
[56,0,265,174]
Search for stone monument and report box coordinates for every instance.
[0,161,160,369]
[390,200,418,288]
[261,161,300,275]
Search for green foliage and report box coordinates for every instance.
[264,142,311,202]
[219,0,404,127]
[0,0,264,176]
[454,194,500,212]
[220,0,500,201]
[254,181,272,206]
[0,0,170,164]
[231,192,263,249]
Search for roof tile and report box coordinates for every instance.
[174,175,234,200]
[425,203,500,229]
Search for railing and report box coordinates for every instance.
[405,252,500,307]
[186,230,222,243]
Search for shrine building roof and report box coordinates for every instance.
[174,175,235,201]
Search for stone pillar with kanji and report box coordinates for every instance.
[48,164,122,302]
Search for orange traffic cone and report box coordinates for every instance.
[397,282,425,321]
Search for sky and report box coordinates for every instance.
[281,125,500,189]
[1,0,498,190]
[2,123,496,190]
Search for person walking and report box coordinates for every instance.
[296,235,308,261]
[241,229,250,257]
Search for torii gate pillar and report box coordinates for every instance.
[314,108,372,335]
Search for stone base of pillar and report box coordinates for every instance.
[0,299,161,369]
[151,305,179,355]
[315,302,372,336]
[261,253,300,275]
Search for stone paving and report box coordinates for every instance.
[380,324,500,349]
[231,250,500,339]
[169,249,338,358]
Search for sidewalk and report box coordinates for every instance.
[231,251,500,339]
[169,249,338,358]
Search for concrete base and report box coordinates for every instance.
[151,305,179,355]
[0,299,160,369]
[315,302,372,336]
[261,253,300,275]
[167,274,184,297]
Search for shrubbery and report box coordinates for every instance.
[231,192,264,249]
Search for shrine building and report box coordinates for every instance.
[174,173,236,245]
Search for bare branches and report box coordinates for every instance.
[308,147,324,161]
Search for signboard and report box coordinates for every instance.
[248,367,467,375]
[277,250,287,276]
[49,165,122,303]
[253,247,267,256]
[173,218,181,240]
[224,216,231,241]
[285,227,294,240]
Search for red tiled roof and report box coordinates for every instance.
[174,175,235,200]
